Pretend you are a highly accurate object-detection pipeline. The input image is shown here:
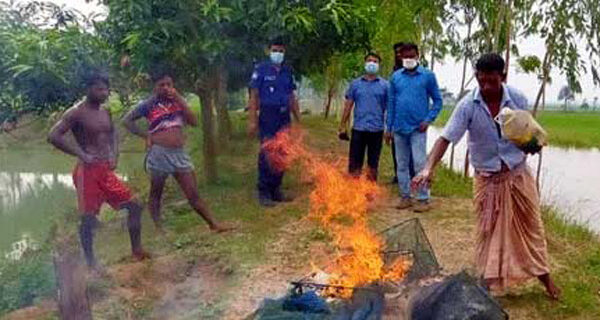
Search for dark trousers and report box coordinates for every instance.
[257,119,289,200]
[258,147,284,199]
[348,129,384,181]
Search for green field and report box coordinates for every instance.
[434,108,600,149]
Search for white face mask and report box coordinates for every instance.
[270,51,285,65]
[402,58,418,70]
[364,61,379,75]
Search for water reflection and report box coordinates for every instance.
[0,172,73,211]
[428,127,600,232]
[0,168,130,256]
[0,171,75,256]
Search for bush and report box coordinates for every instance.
[0,251,56,315]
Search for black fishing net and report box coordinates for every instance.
[408,271,509,320]
[378,218,440,282]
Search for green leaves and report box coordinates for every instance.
[517,55,542,73]
[282,6,316,35]
[0,7,111,120]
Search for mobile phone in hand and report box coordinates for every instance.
[338,131,350,141]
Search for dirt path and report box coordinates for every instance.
[221,215,334,319]
[221,196,479,319]
[221,196,545,319]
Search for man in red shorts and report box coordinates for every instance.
[48,70,150,271]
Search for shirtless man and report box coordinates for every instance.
[123,69,231,233]
[48,71,149,270]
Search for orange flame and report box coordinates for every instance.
[263,128,411,298]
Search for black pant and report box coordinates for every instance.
[348,129,384,181]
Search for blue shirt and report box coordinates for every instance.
[345,76,389,132]
[249,61,297,138]
[442,85,529,173]
[386,66,443,134]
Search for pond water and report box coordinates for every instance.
[428,127,600,233]
[0,149,140,258]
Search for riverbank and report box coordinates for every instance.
[434,108,600,149]
[1,115,599,319]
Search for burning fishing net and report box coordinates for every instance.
[262,128,411,299]
[379,218,440,282]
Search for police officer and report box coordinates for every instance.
[248,39,301,207]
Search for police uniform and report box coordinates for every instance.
[249,61,296,200]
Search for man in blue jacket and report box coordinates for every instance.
[247,39,301,207]
[385,43,442,212]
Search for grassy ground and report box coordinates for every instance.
[2,113,600,319]
[434,107,600,149]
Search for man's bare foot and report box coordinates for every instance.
[539,274,561,300]
[544,281,561,300]
[209,223,236,233]
[132,249,152,261]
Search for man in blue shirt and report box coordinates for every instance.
[248,39,301,207]
[338,53,388,181]
[385,43,442,212]
[413,53,560,300]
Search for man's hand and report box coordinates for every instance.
[109,157,118,170]
[338,129,350,141]
[384,132,393,145]
[170,88,186,103]
[412,168,433,190]
[521,140,543,155]
[79,152,97,164]
[247,122,258,138]
[418,121,430,133]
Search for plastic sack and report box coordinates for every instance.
[495,107,547,153]
[407,271,508,320]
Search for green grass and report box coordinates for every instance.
[498,207,600,319]
[433,107,600,149]
[536,112,600,149]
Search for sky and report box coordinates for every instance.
[54,0,599,106]
[435,36,599,106]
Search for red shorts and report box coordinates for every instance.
[72,162,133,214]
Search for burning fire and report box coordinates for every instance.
[263,128,411,298]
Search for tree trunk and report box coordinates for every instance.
[449,144,455,170]
[197,88,218,183]
[542,85,546,110]
[53,237,92,320]
[464,150,470,178]
[492,0,507,52]
[456,18,473,176]
[430,40,436,71]
[323,86,335,119]
[532,48,552,116]
[533,80,546,117]
[504,0,513,81]
[215,65,232,150]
